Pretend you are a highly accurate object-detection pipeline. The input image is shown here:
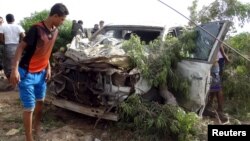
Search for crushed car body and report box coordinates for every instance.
[48,21,231,120]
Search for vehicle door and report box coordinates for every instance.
[176,21,231,114]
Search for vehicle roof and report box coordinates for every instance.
[103,24,165,31]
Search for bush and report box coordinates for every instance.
[223,32,250,120]
[118,95,203,141]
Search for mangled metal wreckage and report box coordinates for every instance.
[48,21,231,121]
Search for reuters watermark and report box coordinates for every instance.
[208,125,250,140]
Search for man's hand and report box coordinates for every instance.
[225,55,231,63]
[45,67,51,82]
[10,68,20,86]
[9,41,27,85]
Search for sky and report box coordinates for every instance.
[0,0,249,33]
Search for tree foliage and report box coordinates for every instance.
[118,95,203,141]
[188,0,199,25]
[188,0,250,28]
[118,31,206,140]
[122,31,196,87]
[222,32,250,119]
[227,32,250,53]
[122,30,198,106]
[20,10,49,31]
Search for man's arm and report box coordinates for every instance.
[80,25,84,32]
[220,44,230,62]
[18,25,25,43]
[19,32,25,43]
[0,26,4,44]
[0,33,4,44]
[10,41,27,85]
[46,61,51,81]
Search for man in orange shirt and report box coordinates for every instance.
[10,3,69,141]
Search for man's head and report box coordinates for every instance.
[6,14,14,23]
[78,20,83,25]
[49,3,69,27]
[94,24,99,29]
[0,16,3,25]
[99,20,104,28]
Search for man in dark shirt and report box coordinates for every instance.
[91,24,99,35]
[71,20,77,37]
[71,20,87,38]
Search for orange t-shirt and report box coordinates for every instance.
[20,21,58,73]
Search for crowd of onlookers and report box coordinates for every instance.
[0,12,105,76]
[71,19,105,39]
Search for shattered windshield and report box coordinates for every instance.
[192,22,222,61]
[167,21,230,62]
[97,26,163,44]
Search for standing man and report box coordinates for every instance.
[10,3,69,141]
[0,14,25,79]
[76,20,86,38]
[99,20,104,28]
[71,20,77,38]
[218,44,230,76]
[91,24,99,35]
[0,16,4,71]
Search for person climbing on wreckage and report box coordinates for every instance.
[203,44,230,123]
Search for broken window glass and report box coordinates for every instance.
[193,22,221,61]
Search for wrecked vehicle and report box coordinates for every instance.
[48,21,231,120]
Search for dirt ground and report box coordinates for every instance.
[0,91,116,141]
[0,74,124,141]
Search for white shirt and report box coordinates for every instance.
[0,23,24,44]
[217,50,223,59]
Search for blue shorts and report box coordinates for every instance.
[18,67,47,111]
[210,65,221,92]
[210,72,221,92]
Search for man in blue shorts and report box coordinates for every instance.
[10,3,69,141]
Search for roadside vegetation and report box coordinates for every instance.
[118,95,203,141]
[119,32,200,141]
[223,32,250,120]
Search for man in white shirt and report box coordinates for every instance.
[0,14,25,79]
[0,16,4,71]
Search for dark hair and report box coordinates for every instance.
[99,20,104,24]
[6,14,14,23]
[49,3,69,17]
[77,20,83,24]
